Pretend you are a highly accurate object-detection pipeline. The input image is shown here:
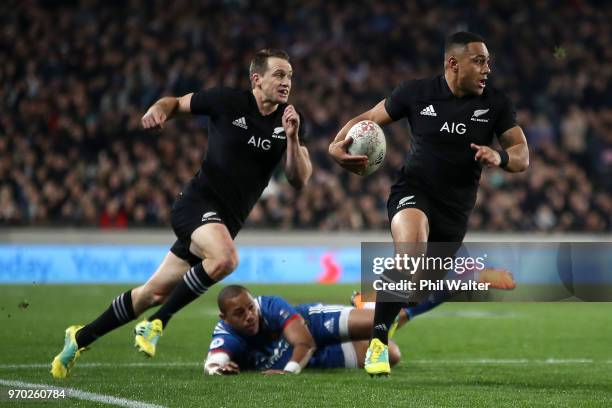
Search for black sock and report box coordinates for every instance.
[149,263,216,328]
[371,266,414,345]
[76,290,135,348]
[371,300,404,345]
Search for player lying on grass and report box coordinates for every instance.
[204,266,515,375]
[203,285,405,375]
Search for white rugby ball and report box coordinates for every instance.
[347,120,386,176]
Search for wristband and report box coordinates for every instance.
[496,149,509,169]
[283,361,301,374]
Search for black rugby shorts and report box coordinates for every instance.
[387,177,470,243]
[169,189,241,266]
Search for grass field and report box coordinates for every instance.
[1,284,611,407]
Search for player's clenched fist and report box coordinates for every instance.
[282,104,300,138]
[141,105,167,130]
[470,143,501,167]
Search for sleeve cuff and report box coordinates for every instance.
[282,314,301,330]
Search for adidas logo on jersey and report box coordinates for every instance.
[232,117,248,129]
[420,105,437,116]
[324,318,335,333]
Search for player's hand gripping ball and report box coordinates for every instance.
[347,120,386,176]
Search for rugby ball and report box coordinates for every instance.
[347,120,386,176]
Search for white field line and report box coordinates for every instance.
[0,378,166,408]
[0,362,200,369]
[410,358,604,364]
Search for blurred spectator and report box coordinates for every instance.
[561,105,588,167]
[0,0,610,232]
[99,198,128,229]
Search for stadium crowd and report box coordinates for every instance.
[1,0,610,232]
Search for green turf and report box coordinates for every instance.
[1,284,611,407]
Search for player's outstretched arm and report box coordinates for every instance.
[203,352,240,376]
[262,316,316,375]
[470,126,529,172]
[141,93,194,130]
[329,99,394,174]
[283,105,312,190]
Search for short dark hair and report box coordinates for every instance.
[444,31,486,53]
[249,48,290,78]
[217,285,250,313]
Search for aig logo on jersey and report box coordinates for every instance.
[440,122,466,135]
[248,135,271,151]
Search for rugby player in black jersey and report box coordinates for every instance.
[51,49,312,378]
[329,32,529,376]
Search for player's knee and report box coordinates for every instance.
[388,342,401,367]
[211,248,239,278]
[220,247,239,273]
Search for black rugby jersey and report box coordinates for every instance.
[187,87,305,223]
[385,75,516,212]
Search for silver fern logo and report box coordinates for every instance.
[202,211,221,222]
[471,108,490,123]
[397,195,415,209]
[473,108,490,117]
